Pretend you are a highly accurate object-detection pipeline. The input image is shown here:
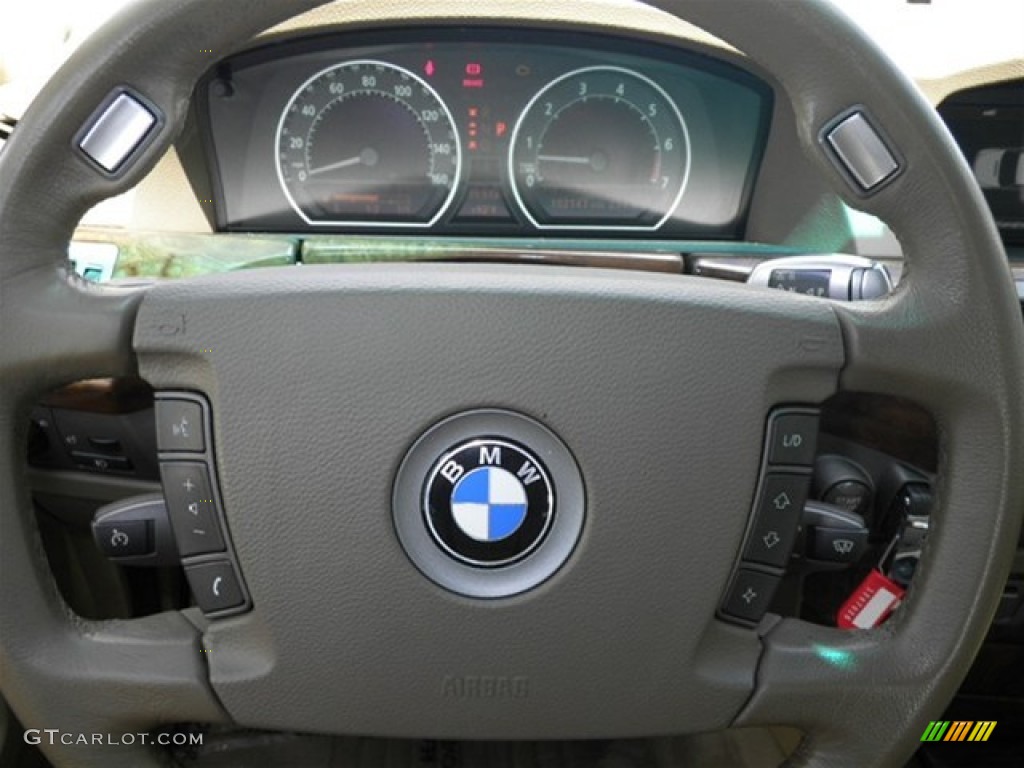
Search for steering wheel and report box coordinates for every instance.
[2,1,1022,766]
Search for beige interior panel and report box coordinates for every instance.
[261,0,733,51]
[919,58,1024,105]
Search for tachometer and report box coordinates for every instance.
[508,66,690,230]
[276,60,461,227]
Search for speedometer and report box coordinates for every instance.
[276,60,461,227]
[508,66,690,231]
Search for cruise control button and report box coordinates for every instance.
[742,473,811,567]
[767,410,819,467]
[721,569,780,623]
[185,561,244,613]
[161,462,225,556]
[155,398,205,453]
[94,519,150,558]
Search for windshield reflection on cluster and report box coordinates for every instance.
[2,0,1023,121]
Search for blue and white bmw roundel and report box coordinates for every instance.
[424,438,555,567]
[450,467,529,541]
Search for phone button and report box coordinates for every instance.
[185,561,245,614]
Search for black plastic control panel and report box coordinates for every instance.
[29,405,158,479]
[161,462,226,556]
[719,407,819,626]
[155,392,250,617]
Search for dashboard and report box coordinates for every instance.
[939,78,1024,247]
[195,28,772,239]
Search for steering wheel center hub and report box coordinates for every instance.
[394,409,583,596]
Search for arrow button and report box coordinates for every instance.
[742,473,811,568]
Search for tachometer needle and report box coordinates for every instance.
[537,154,593,165]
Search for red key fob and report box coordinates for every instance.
[837,568,905,629]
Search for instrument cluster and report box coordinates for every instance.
[197,28,772,238]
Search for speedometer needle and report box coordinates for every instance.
[307,155,364,176]
[308,147,381,176]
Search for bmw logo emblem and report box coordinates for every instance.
[393,409,583,597]
[424,439,555,567]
